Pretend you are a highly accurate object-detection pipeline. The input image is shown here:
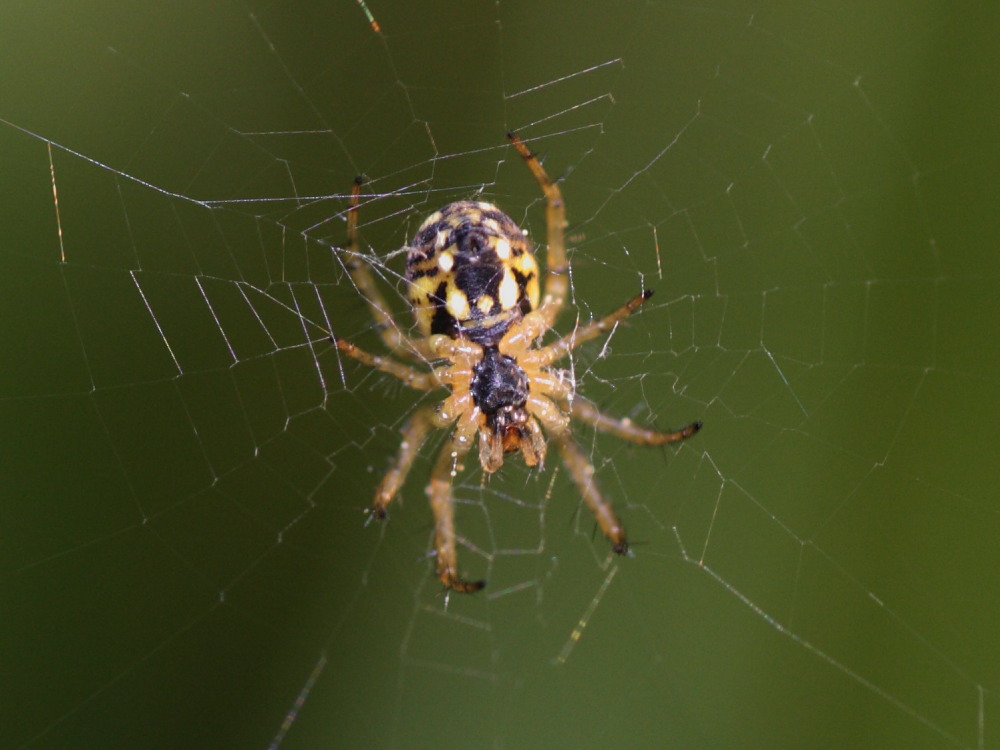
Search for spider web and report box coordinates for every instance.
[3,1,1000,748]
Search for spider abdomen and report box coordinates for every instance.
[406,201,540,346]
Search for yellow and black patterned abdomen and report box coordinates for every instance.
[406,201,540,346]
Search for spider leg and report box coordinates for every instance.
[529,289,654,368]
[571,396,702,445]
[508,132,568,328]
[427,411,486,593]
[372,406,438,519]
[332,334,442,391]
[556,433,629,555]
[345,177,426,359]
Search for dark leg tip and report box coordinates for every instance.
[442,574,487,594]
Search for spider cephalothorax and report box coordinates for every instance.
[469,345,543,472]
[333,133,701,593]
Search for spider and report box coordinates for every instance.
[333,132,701,593]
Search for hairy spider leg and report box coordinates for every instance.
[525,289,701,554]
[510,356,700,446]
[554,403,699,557]
[508,133,568,329]
[372,406,437,519]
[332,336,442,391]
[428,410,486,592]
[555,434,630,554]
[345,178,432,360]
[571,397,702,445]
[333,326,493,590]
[530,289,655,368]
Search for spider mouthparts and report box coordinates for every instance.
[642,289,655,300]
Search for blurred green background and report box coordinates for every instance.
[3,1,999,748]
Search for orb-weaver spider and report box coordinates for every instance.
[333,133,700,593]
